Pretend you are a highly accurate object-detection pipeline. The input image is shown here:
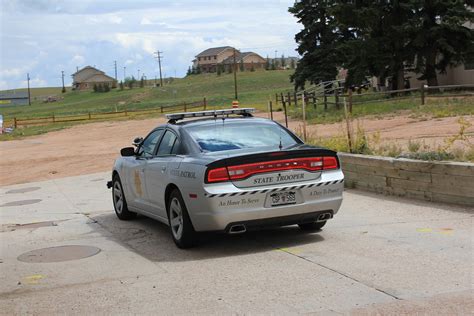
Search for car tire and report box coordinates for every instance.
[167,189,197,249]
[112,174,137,220]
[298,221,326,231]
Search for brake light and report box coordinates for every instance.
[207,167,230,183]
[206,156,339,183]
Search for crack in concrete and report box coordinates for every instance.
[277,247,402,301]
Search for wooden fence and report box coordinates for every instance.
[276,84,474,113]
[10,98,207,128]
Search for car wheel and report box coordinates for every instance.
[298,221,326,231]
[112,175,137,220]
[168,189,197,249]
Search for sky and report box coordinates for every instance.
[0,0,301,90]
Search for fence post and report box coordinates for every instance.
[287,92,291,106]
[323,90,328,111]
[335,90,340,109]
[421,85,425,105]
[52,114,55,123]
[14,117,17,128]
[88,112,91,120]
[280,93,284,109]
[283,100,288,128]
[302,93,307,142]
[348,89,353,114]
[184,103,187,112]
[312,93,316,109]
[160,106,163,113]
[275,93,279,106]
[203,97,207,110]
[269,100,273,120]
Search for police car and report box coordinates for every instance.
[108,108,344,248]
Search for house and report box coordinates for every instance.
[72,66,117,90]
[193,46,266,73]
[221,52,267,71]
[0,91,29,106]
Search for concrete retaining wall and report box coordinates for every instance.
[339,153,474,206]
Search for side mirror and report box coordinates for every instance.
[133,137,143,147]
[121,147,136,157]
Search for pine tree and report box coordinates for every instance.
[289,0,346,89]
[280,54,286,69]
[290,58,296,69]
[119,80,124,90]
[239,59,244,72]
[104,84,110,92]
[186,66,192,76]
[409,0,474,86]
[97,84,104,92]
[140,77,144,88]
[265,55,270,70]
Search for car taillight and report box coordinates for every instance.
[206,156,339,183]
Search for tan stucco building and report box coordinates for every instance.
[193,46,266,73]
[72,66,117,90]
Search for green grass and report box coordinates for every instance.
[0,70,295,140]
[289,95,473,124]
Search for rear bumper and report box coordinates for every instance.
[186,170,344,232]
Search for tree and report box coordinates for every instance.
[409,0,474,86]
[93,84,98,92]
[62,86,66,93]
[239,58,245,72]
[97,84,104,92]
[186,66,192,76]
[104,84,110,92]
[217,64,222,76]
[195,66,202,74]
[139,77,144,88]
[289,0,344,89]
[265,55,270,70]
[280,54,286,69]
[271,59,276,70]
[119,80,124,90]
[334,1,415,90]
[290,58,296,69]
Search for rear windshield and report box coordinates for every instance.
[186,121,299,152]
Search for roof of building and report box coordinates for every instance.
[196,46,234,57]
[72,66,104,76]
[221,52,265,64]
[72,66,116,83]
[0,91,29,99]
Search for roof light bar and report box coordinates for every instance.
[166,108,255,122]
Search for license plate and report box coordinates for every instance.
[270,191,296,207]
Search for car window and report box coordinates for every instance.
[138,129,164,158]
[186,121,299,152]
[157,130,177,155]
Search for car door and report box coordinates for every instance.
[144,129,182,219]
[125,129,164,211]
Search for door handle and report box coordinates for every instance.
[161,166,167,173]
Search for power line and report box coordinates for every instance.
[153,51,163,87]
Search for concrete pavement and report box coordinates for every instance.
[0,172,473,314]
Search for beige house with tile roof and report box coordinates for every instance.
[72,66,117,90]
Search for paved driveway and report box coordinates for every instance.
[0,172,472,314]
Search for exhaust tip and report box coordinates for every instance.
[228,224,247,234]
[317,212,333,222]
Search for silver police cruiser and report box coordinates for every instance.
[107,108,344,248]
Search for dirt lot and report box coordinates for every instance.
[1,112,473,186]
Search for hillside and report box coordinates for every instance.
[0,70,294,120]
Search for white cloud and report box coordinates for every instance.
[71,54,85,64]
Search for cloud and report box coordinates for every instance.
[0,0,299,89]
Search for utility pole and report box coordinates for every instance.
[233,47,238,100]
[61,70,65,93]
[154,51,163,87]
[76,66,79,73]
[114,60,117,81]
[27,73,31,105]
[123,66,126,80]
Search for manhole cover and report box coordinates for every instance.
[18,245,101,263]
[5,187,41,194]
[1,199,42,207]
